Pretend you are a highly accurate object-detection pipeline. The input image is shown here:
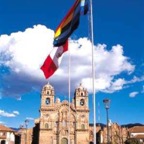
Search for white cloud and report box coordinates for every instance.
[13,111,19,115]
[0,24,140,98]
[26,117,34,121]
[0,110,19,117]
[129,92,139,98]
[0,25,53,78]
[127,76,144,84]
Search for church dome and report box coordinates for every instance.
[43,82,54,90]
[74,83,88,97]
[77,83,86,90]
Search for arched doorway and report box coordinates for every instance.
[61,138,68,144]
[1,140,6,144]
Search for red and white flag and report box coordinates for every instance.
[40,40,68,79]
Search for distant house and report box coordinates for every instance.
[0,124,15,144]
[128,126,144,143]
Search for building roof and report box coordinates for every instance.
[133,134,144,139]
[129,126,144,133]
[0,124,14,132]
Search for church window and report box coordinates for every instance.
[45,98,50,105]
[61,138,68,144]
[80,99,85,106]
[62,120,67,127]
[81,115,85,118]
[55,122,58,127]
[47,91,50,95]
[81,124,85,130]
[90,131,93,136]
[2,132,6,136]
[73,122,76,129]
[45,123,49,129]
[81,92,84,96]
[45,114,49,118]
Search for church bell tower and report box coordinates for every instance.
[74,83,89,109]
[40,83,54,108]
[74,83,89,143]
[39,83,55,144]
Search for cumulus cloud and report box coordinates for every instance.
[0,24,140,98]
[129,92,139,98]
[0,110,19,117]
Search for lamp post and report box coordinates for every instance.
[103,98,111,144]
[25,119,29,144]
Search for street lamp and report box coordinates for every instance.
[103,98,111,144]
[25,119,29,144]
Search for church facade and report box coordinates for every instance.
[35,83,91,144]
[19,83,131,144]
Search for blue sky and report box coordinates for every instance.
[0,0,144,128]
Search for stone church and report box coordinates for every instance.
[19,83,130,144]
[33,82,91,144]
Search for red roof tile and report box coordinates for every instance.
[129,126,144,133]
[0,124,14,132]
[133,134,144,139]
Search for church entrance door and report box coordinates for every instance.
[61,138,68,144]
[1,140,6,144]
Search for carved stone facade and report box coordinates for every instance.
[19,128,33,144]
[37,83,90,144]
[19,83,131,144]
[98,123,128,144]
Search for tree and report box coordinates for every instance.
[125,139,141,144]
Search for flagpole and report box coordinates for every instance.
[68,45,71,144]
[89,0,96,143]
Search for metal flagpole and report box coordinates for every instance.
[68,45,71,144]
[89,0,96,143]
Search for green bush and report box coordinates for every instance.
[125,139,141,144]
